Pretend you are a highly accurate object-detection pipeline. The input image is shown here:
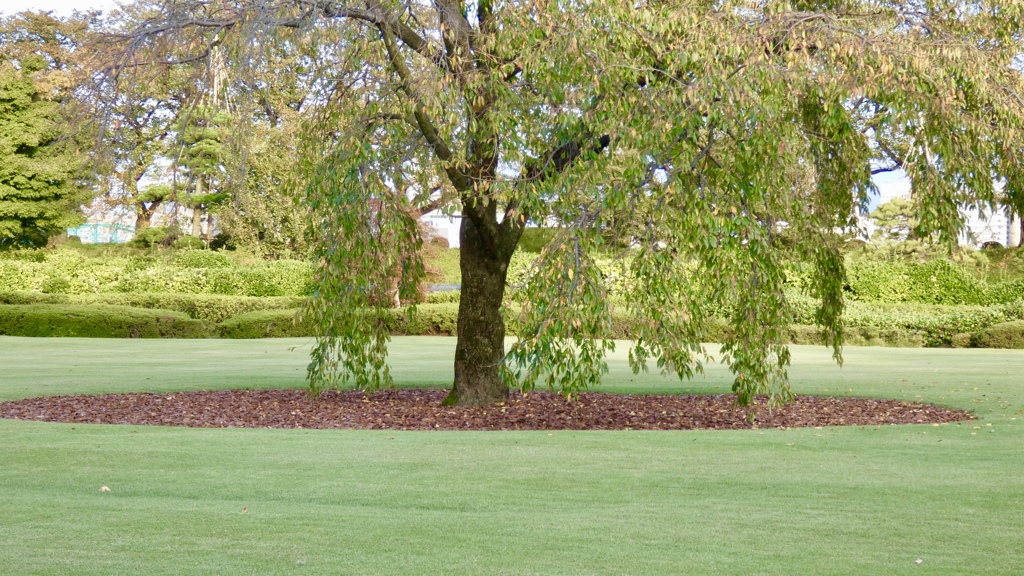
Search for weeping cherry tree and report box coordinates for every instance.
[105,0,1024,405]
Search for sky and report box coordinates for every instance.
[4,0,904,211]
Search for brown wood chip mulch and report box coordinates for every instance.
[0,389,973,431]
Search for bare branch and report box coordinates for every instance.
[377,20,470,193]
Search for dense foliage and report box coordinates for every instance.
[0,56,88,247]
[0,303,216,337]
[971,320,1024,349]
[0,289,304,322]
[45,0,1024,405]
[0,247,312,296]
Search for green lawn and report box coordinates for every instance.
[1,336,1021,575]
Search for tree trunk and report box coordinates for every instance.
[135,211,151,232]
[444,215,512,406]
[192,208,203,238]
[134,203,158,232]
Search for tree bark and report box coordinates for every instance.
[444,214,512,406]
[134,202,160,232]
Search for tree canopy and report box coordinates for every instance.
[103,0,1024,405]
[0,19,91,248]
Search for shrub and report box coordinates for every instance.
[0,291,304,323]
[174,250,233,269]
[906,259,988,305]
[426,290,460,304]
[785,325,925,348]
[0,304,216,338]
[507,249,635,299]
[914,308,1009,347]
[173,236,206,250]
[218,303,461,339]
[0,260,37,290]
[970,321,1024,349]
[209,233,236,251]
[56,260,314,297]
[986,279,1024,305]
[0,248,46,262]
[950,333,973,348]
[217,308,313,338]
[40,274,72,294]
[386,303,459,335]
[129,226,175,248]
[428,248,461,284]
[845,259,913,302]
[237,260,313,296]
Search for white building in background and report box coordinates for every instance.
[421,210,462,248]
[960,206,1021,248]
[867,171,1022,248]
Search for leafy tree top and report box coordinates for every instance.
[101,0,1024,405]
[0,58,88,247]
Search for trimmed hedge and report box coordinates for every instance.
[0,291,304,323]
[217,309,312,338]
[174,250,233,268]
[3,291,1019,349]
[423,292,1024,348]
[387,303,459,335]
[784,325,925,348]
[0,253,312,297]
[216,303,462,339]
[844,258,1024,305]
[970,321,1024,349]
[425,290,460,304]
[787,294,1024,347]
[0,304,216,338]
[517,228,561,253]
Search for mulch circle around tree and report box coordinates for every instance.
[0,389,973,431]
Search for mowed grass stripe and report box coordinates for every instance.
[1,336,1022,574]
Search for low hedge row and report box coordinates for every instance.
[425,290,461,304]
[842,258,1024,306]
[970,321,1024,349]
[219,303,461,338]
[217,309,313,338]
[505,251,1024,306]
[0,255,312,297]
[3,298,1020,349]
[786,296,1024,347]
[428,291,1023,348]
[0,291,304,323]
[0,303,465,340]
[0,304,217,338]
[0,302,927,348]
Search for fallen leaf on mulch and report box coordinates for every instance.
[0,389,972,431]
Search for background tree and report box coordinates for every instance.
[207,31,328,257]
[93,67,187,232]
[104,0,1024,406]
[215,115,310,255]
[172,103,232,240]
[0,12,93,248]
